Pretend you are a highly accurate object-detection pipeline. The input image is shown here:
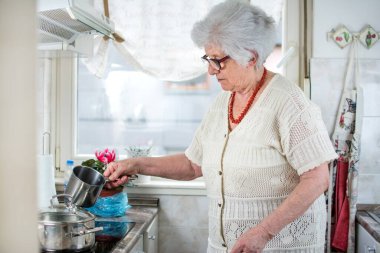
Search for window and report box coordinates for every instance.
[56,0,304,193]
[76,44,220,157]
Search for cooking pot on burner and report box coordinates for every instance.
[38,194,103,251]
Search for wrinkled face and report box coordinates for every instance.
[204,44,252,92]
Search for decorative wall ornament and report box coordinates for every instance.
[332,25,353,49]
[328,24,379,49]
[359,25,379,49]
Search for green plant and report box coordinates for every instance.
[81,148,116,175]
[81,159,106,174]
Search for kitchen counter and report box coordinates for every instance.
[54,179,159,252]
[356,204,380,243]
[106,197,159,253]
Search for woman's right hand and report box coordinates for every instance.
[103,160,138,188]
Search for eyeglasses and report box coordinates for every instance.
[201,54,230,71]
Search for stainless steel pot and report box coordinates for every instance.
[38,194,103,251]
[65,165,107,207]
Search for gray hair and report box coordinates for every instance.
[191,0,277,67]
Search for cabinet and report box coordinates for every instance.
[356,223,380,253]
[144,215,158,253]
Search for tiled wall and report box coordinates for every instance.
[129,194,209,253]
[310,58,380,204]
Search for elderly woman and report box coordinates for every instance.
[105,1,337,252]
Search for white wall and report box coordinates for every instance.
[312,0,380,204]
[313,0,380,58]
[0,1,39,253]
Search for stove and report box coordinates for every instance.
[94,219,135,253]
[41,219,135,253]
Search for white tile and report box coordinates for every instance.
[359,117,380,173]
[310,58,380,135]
[358,174,380,204]
[158,226,208,253]
[156,195,209,229]
[310,58,346,136]
[362,82,380,117]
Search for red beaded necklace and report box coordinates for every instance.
[228,68,267,125]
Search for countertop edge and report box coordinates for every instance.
[111,206,159,253]
[356,210,380,243]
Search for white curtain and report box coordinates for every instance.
[86,0,283,81]
[89,0,224,81]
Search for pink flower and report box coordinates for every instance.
[95,148,116,164]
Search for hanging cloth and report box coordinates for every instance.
[328,38,363,253]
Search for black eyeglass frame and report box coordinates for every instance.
[201,55,230,71]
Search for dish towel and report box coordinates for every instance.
[331,158,349,251]
[327,37,363,253]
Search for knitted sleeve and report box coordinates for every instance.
[185,122,204,166]
[184,92,227,167]
[280,88,338,175]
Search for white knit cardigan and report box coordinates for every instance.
[185,74,338,253]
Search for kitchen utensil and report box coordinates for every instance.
[38,194,103,251]
[65,165,107,207]
[65,165,137,207]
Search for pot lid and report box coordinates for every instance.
[39,204,95,224]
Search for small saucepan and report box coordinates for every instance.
[65,165,108,207]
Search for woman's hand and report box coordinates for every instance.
[103,159,139,189]
[230,225,272,253]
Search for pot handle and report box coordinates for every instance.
[67,227,103,238]
[50,194,73,206]
[104,174,138,183]
[50,194,76,213]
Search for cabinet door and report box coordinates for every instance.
[144,215,158,253]
[356,223,380,253]
[130,235,144,253]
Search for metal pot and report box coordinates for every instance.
[65,165,107,207]
[38,194,103,251]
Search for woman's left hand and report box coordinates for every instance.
[230,225,272,253]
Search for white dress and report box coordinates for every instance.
[185,74,338,252]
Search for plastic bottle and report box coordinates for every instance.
[63,160,74,192]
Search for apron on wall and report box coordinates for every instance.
[327,38,363,253]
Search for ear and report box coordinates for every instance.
[246,50,258,68]
[247,57,257,67]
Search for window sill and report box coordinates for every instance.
[55,177,207,196]
[127,180,207,195]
